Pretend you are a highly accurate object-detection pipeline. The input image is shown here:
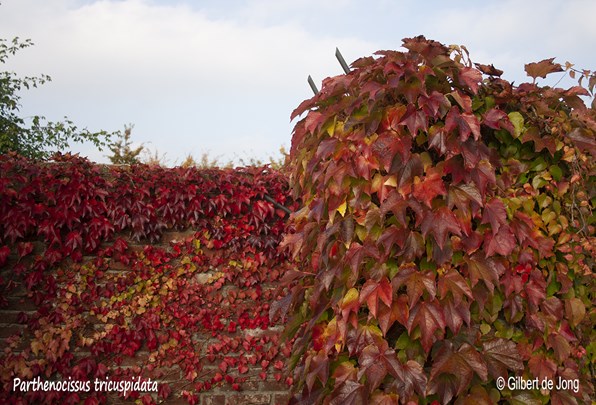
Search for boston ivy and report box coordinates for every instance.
[0,153,297,403]
[279,36,594,404]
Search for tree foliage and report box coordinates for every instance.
[279,36,595,404]
[0,37,115,159]
[108,125,144,165]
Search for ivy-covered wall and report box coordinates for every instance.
[0,153,297,404]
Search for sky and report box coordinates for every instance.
[1,0,595,165]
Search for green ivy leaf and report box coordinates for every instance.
[507,112,524,139]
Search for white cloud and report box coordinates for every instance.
[0,0,375,163]
[0,0,593,164]
[424,0,596,83]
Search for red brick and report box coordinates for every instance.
[0,324,25,338]
[162,398,192,405]
[273,393,290,405]
[162,230,196,244]
[236,380,259,391]
[107,260,132,271]
[119,351,150,366]
[3,283,29,298]
[259,381,288,392]
[0,310,29,324]
[226,393,270,405]
[6,298,37,311]
[201,394,227,405]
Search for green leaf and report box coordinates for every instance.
[548,165,563,181]
[507,112,524,138]
[529,156,548,172]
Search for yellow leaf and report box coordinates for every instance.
[337,201,347,217]
[384,176,397,187]
[342,288,359,307]
[31,340,42,356]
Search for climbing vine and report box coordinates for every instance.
[278,36,595,404]
[0,153,297,403]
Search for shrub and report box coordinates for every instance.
[278,36,595,403]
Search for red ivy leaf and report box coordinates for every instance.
[332,361,358,385]
[474,63,503,77]
[406,299,445,353]
[447,183,483,216]
[484,224,516,257]
[0,245,10,267]
[400,106,428,135]
[385,357,427,399]
[346,324,386,358]
[305,111,327,134]
[392,264,436,308]
[401,36,449,60]
[528,353,557,382]
[525,270,547,309]
[438,269,473,306]
[420,206,462,250]
[481,198,507,235]
[360,277,393,319]
[481,338,524,380]
[464,253,504,293]
[329,380,366,405]
[315,138,338,161]
[395,154,424,196]
[412,169,447,208]
[305,351,329,392]
[382,105,408,131]
[370,392,399,405]
[373,132,412,172]
[456,67,482,94]
[65,230,83,253]
[419,91,451,119]
[17,242,34,259]
[358,343,389,391]
[442,295,470,334]
[158,383,172,400]
[445,107,481,142]
[482,108,515,135]
[546,333,571,363]
[524,58,563,80]
[428,342,488,403]
[471,159,496,196]
[567,128,596,157]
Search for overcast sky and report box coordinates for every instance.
[1,0,594,165]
